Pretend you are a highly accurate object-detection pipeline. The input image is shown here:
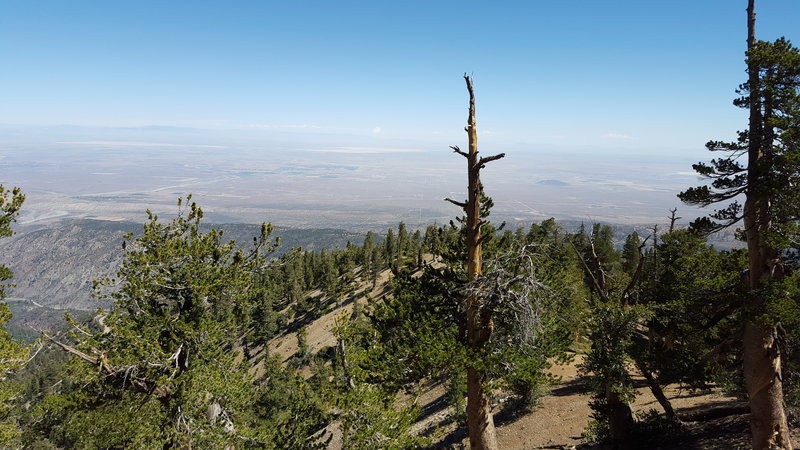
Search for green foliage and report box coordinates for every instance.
[365,266,467,390]
[0,184,26,447]
[573,221,645,443]
[621,232,642,276]
[0,185,25,298]
[763,271,800,406]
[679,38,800,236]
[23,198,327,448]
[0,185,24,239]
[252,356,329,449]
[336,383,427,450]
[0,302,27,447]
[580,301,649,440]
[385,229,396,270]
[351,216,580,423]
[314,316,431,449]
[591,224,618,268]
[637,229,746,390]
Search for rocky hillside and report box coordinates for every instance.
[0,218,364,312]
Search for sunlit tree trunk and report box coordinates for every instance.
[446,75,504,450]
[742,2,792,448]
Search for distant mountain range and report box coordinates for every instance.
[536,179,569,186]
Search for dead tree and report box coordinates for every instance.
[667,208,681,233]
[445,74,505,450]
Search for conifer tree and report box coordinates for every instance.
[573,225,646,444]
[384,228,396,271]
[678,1,799,447]
[362,231,375,275]
[397,222,408,263]
[0,185,25,446]
[621,232,642,276]
[0,185,24,298]
[29,198,325,448]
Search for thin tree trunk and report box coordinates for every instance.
[742,2,793,448]
[445,75,504,450]
[463,75,498,450]
[635,359,677,421]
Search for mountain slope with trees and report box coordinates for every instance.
[1,2,799,447]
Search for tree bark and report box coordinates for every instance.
[607,387,633,447]
[467,367,497,450]
[635,359,677,421]
[742,2,793,448]
[744,322,792,449]
[462,74,499,450]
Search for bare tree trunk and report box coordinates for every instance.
[742,2,793,448]
[463,75,498,450]
[667,208,681,233]
[447,75,504,450]
[635,359,677,421]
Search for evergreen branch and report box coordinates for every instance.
[41,331,170,397]
[678,186,744,206]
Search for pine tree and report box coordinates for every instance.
[384,228,396,271]
[29,198,314,448]
[0,185,25,298]
[621,232,642,276]
[573,223,646,444]
[346,78,575,449]
[362,231,375,276]
[678,2,799,447]
[0,185,25,446]
[635,228,745,406]
[397,222,408,264]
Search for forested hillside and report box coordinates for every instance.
[0,219,365,311]
[1,2,799,449]
[4,199,799,448]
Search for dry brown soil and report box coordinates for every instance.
[261,268,798,448]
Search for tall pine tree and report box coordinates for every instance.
[679,1,800,447]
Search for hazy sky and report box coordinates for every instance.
[2,1,799,157]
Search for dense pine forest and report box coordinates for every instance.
[1,2,800,449]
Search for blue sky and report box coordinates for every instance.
[1,1,799,156]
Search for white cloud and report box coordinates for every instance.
[372,127,382,134]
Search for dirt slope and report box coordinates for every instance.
[260,267,798,449]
